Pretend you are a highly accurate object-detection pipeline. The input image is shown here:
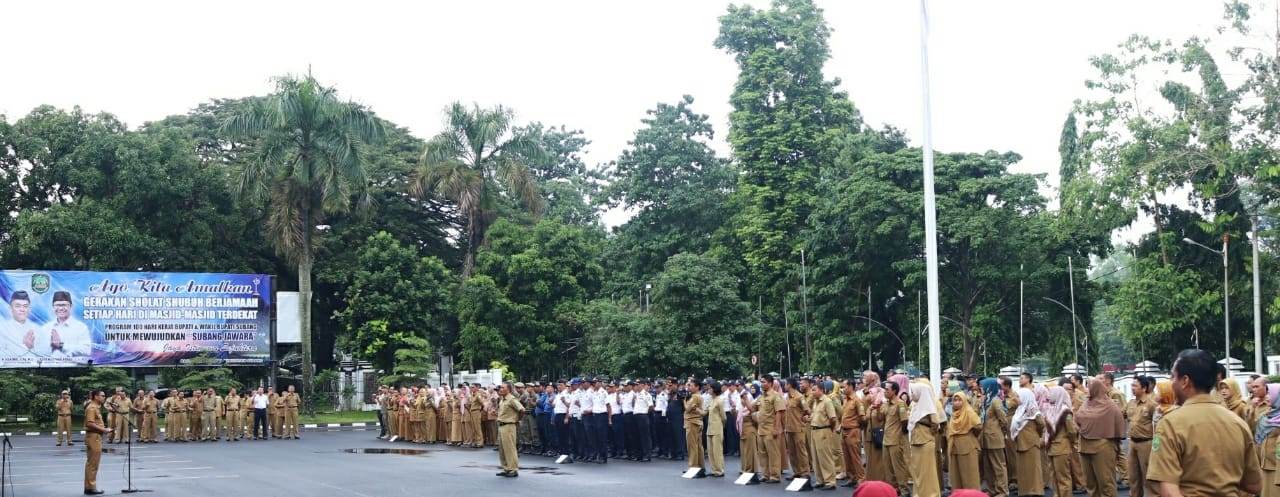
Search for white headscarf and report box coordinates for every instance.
[1010,387,1041,440]
[907,382,939,435]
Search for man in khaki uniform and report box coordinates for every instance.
[683,380,706,472]
[1148,349,1261,497]
[131,390,145,441]
[188,390,204,441]
[241,390,253,439]
[55,391,73,445]
[284,385,301,438]
[496,382,524,477]
[202,388,220,441]
[782,379,811,481]
[839,381,866,487]
[882,381,910,496]
[1126,376,1156,497]
[83,390,113,495]
[809,383,839,490]
[105,388,121,443]
[757,377,784,483]
[224,389,242,441]
[112,390,133,443]
[139,391,156,442]
[267,387,281,438]
[271,391,287,439]
[161,391,177,441]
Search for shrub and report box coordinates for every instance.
[30,393,58,428]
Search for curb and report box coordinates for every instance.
[1,421,382,437]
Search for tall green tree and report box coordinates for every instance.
[335,231,455,372]
[603,96,735,291]
[412,103,547,278]
[715,0,863,305]
[222,74,386,393]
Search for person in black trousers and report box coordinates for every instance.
[666,382,686,460]
[251,387,269,439]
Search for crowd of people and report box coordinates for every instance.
[54,384,304,447]
[377,348,1268,497]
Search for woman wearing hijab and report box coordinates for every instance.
[1076,380,1123,497]
[947,392,982,490]
[908,382,942,497]
[1011,387,1046,497]
[978,378,1009,497]
[864,372,888,483]
[1044,386,1078,497]
[1254,383,1280,497]
[1219,378,1250,422]
[1033,384,1053,490]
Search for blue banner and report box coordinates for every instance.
[0,270,271,367]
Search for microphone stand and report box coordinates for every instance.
[122,417,151,494]
[1,432,13,497]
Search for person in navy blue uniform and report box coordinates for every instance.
[667,380,687,460]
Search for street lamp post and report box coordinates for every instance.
[1183,236,1230,362]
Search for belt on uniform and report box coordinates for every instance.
[811,426,832,431]
[58,414,71,417]
[1131,437,1152,442]
[500,422,516,426]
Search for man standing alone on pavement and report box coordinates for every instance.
[496,382,524,477]
[83,390,113,495]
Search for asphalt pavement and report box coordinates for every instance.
[0,430,1129,497]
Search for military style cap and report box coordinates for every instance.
[514,382,525,388]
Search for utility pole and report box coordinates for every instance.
[1019,264,1024,369]
[801,249,811,373]
[1254,216,1264,372]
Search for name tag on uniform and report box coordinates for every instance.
[786,477,812,491]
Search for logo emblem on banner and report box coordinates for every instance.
[31,273,51,294]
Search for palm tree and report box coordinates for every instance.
[412,102,545,278]
[221,74,385,395]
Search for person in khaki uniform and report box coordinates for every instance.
[468,385,486,448]
[739,387,759,476]
[1078,380,1123,497]
[112,390,133,443]
[783,379,811,480]
[423,386,438,444]
[1149,349,1262,497]
[1251,378,1280,497]
[267,387,281,438]
[808,382,839,490]
[1043,386,1078,497]
[188,390,204,441]
[241,390,254,439]
[224,389,242,441]
[863,378,887,483]
[202,388,220,441]
[495,382,524,477]
[1126,376,1157,497]
[161,391,177,441]
[907,382,941,497]
[757,377,784,483]
[839,381,866,487]
[979,378,1010,497]
[683,380,706,471]
[410,388,425,443]
[105,388,121,443]
[55,390,74,446]
[83,390,113,495]
[1011,387,1046,497]
[947,391,982,490]
[139,391,157,442]
[1099,373,1128,487]
[881,381,910,496]
[285,385,301,438]
[705,382,726,477]
[131,390,146,441]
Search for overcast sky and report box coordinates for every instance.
[2,1,1225,227]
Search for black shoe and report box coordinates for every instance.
[84,490,104,495]
[640,458,651,462]
[819,485,836,491]
[506,472,519,478]
[841,481,856,488]
[496,471,510,477]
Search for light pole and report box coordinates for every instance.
[644,283,651,313]
[1183,236,1230,362]
[1043,296,1091,372]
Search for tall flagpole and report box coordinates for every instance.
[920,0,942,388]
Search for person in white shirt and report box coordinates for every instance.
[0,291,38,362]
[655,381,670,458]
[251,387,269,439]
[573,380,591,461]
[606,382,623,459]
[553,382,573,459]
[38,291,92,361]
[724,381,740,456]
[632,379,655,461]
[589,379,609,463]
[619,382,635,460]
